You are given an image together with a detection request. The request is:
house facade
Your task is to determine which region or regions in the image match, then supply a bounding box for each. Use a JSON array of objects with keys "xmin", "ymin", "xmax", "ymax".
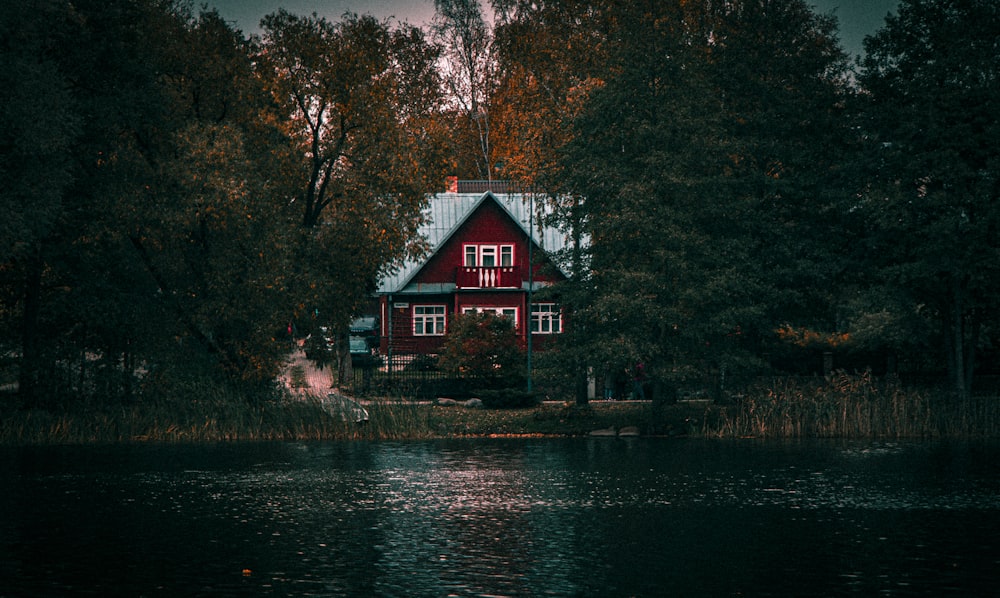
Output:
[{"xmin": 376, "ymin": 184, "xmax": 569, "ymax": 357}]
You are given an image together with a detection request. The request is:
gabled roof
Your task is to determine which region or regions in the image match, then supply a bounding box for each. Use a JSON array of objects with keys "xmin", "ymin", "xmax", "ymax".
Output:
[{"xmin": 377, "ymin": 191, "xmax": 570, "ymax": 294}]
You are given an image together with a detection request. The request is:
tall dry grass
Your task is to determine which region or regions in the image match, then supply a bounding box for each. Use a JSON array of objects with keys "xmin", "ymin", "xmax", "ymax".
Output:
[
  {"xmin": 5, "ymin": 372, "xmax": 998, "ymax": 444},
  {"xmin": 705, "ymin": 371, "xmax": 1000, "ymax": 438},
  {"xmin": 0, "ymin": 383, "xmax": 439, "ymax": 444}
]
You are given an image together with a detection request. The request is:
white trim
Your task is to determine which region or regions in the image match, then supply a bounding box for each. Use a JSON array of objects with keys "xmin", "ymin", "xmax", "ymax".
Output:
[
  {"xmin": 462, "ymin": 242, "xmax": 515, "ymax": 267},
  {"xmin": 413, "ymin": 305, "xmax": 446, "ymax": 336},
  {"xmin": 461, "ymin": 306, "xmax": 519, "ymax": 328},
  {"xmin": 530, "ymin": 303, "xmax": 562, "ymax": 334}
]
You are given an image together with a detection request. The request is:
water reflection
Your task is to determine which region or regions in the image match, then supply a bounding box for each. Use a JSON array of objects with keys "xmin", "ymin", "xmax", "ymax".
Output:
[{"xmin": 2, "ymin": 439, "xmax": 999, "ymax": 596}]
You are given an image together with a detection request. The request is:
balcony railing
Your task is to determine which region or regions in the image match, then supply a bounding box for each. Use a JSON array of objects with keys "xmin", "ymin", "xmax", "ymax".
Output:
[{"xmin": 456, "ymin": 266, "xmax": 522, "ymax": 289}]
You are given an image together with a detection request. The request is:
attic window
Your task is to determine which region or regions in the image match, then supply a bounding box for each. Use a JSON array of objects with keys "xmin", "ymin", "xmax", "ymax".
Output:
[
  {"xmin": 464, "ymin": 244, "xmax": 514, "ymax": 267},
  {"xmin": 482, "ymin": 246, "xmax": 497, "ymax": 266}
]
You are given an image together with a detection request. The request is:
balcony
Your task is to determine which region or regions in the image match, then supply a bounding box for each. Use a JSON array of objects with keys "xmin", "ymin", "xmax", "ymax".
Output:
[{"xmin": 456, "ymin": 266, "xmax": 522, "ymax": 289}]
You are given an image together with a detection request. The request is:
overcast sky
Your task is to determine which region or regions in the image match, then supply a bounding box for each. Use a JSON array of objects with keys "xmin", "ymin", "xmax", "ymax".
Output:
[{"xmin": 206, "ymin": 0, "xmax": 899, "ymax": 59}]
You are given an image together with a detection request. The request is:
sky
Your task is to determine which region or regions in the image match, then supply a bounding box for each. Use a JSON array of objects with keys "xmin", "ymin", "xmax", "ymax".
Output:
[{"xmin": 206, "ymin": 0, "xmax": 899, "ymax": 59}]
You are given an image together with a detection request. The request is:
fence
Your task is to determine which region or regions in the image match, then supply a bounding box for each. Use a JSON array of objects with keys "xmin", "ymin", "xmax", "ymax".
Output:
[
  {"xmin": 345, "ymin": 355, "xmax": 1000, "ymax": 402},
  {"xmin": 347, "ymin": 355, "xmax": 448, "ymax": 398}
]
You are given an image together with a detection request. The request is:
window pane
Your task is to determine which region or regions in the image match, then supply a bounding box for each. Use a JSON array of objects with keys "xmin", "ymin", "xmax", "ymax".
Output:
[
  {"xmin": 500, "ymin": 246, "xmax": 513, "ymax": 267},
  {"xmin": 414, "ymin": 306, "xmax": 446, "ymax": 335},
  {"xmin": 481, "ymin": 246, "xmax": 496, "ymax": 267},
  {"xmin": 465, "ymin": 246, "xmax": 477, "ymax": 267},
  {"xmin": 529, "ymin": 303, "xmax": 561, "ymax": 335}
]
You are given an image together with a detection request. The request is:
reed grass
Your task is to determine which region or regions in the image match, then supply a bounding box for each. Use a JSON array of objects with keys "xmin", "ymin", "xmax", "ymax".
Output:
[
  {"xmin": 0, "ymin": 385, "xmax": 442, "ymax": 444},
  {"xmin": 3, "ymin": 371, "xmax": 998, "ymax": 444},
  {"xmin": 0, "ymin": 401, "xmax": 340, "ymax": 444},
  {"xmin": 704, "ymin": 371, "xmax": 1000, "ymax": 439}
]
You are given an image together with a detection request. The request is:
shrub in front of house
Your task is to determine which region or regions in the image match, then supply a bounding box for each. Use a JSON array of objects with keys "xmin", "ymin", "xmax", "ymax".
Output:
[
  {"xmin": 436, "ymin": 312, "xmax": 527, "ymax": 406},
  {"xmin": 405, "ymin": 354, "xmax": 440, "ymax": 372}
]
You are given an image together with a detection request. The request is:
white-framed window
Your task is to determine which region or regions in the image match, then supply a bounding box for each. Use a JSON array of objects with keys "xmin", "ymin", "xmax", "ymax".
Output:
[
  {"xmin": 413, "ymin": 305, "xmax": 446, "ymax": 336},
  {"xmin": 500, "ymin": 245, "xmax": 513, "ymax": 267},
  {"xmin": 481, "ymin": 245, "xmax": 497, "ymax": 267},
  {"xmin": 530, "ymin": 303, "xmax": 562, "ymax": 334},
  {"xmin": 463, "ymin": 244, "xmax": 514, "ymax": 267},
  {"xmin": 462, "ymin": 306, "xmax": 518, "ymax": 328}
]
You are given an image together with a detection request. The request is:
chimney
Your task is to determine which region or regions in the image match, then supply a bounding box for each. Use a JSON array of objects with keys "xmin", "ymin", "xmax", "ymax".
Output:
[{"xmin": 445, "ymin": 176, "xmax": 458, "ymax": 193}]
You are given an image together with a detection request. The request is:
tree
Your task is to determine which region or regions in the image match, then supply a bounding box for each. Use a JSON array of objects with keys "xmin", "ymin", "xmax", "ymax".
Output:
[
  {"xmin": 0, "ymin": 1, "xmax": 78, "ymax": 263},
  {"xmin": 256, "ymin": 11, "xmax": 448, "ymax": 383},
  {"xmin": 2, "ymin": 3, "xmax": 454, "ymax": 407},
  {"xmin": 487, "ymin": 0, "xmax": 614, "ymax": 404},
  {"xmin": 432, "ymin": 0, "xmax": 502, "ymax": 180},
  {"xmin": 558, "ymin": 0, "xmax": 853, "ymax": 400},
  {"xmin": 0, "ymin": 0, "xmax": 80, "ymax": 404},
  {"xmin": 490, "ymin": 0, "xmax": 608, "ymax": 191},
  {"xmin": 2, "ymin": 0, "xmax": 188, "ymax": 405},
  {"xmin": 84, "ymin": 6, "xmax": 300, "ymax": 392},
  {"xmin": 857, "ymin": 0, "xmax": 1000, "ymax": 397},
  {"xmin": 0, "ymin": 1, "xmax": 299, "ymax": 406}
]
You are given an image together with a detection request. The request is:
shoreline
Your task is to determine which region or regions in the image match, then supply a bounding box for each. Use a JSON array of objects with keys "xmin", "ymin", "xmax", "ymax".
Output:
[{"xmin": 3, "ymin": 357, "xmax": 998, "ymax": 444}]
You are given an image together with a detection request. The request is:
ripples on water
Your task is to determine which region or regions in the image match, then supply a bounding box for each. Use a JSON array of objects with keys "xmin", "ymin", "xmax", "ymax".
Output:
[{"xmin": 2, "ymin": 439, "xmax": 998, "ymax": 596}]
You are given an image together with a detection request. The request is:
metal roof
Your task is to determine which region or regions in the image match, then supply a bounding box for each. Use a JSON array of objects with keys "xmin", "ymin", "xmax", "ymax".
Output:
[{"xmin": 377, "ymin": 191, "xmax": 571, "ymax": 294}]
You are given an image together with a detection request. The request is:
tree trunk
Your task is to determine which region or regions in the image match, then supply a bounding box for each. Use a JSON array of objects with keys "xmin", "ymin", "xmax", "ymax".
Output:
[
  {"xmin": 18, "ymin": 248, "xmax": 45, "ymax": 408},
  {"xmin": 962, "ymin": 311, "xmax": 979, "ymax": 400},
  {"xmin": 337, "ymin": 329, "xmax": 353, "ymax": 392},
  {"xmin": 946, "ymin": 279, "xmax": 974, "ymax": 400},
  {"xmin": 574, "ymin": 359, "xmax": 589, "ymax": 406},
  {"xmin": 570, "ymin": 195, "xmax": 589, "ymax": 407}
]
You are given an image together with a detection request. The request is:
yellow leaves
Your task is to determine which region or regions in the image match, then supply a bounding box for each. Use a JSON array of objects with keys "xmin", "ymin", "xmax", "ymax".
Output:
[{"xmin": 775, "ymin": 324, "xmax": 850, "ymax": 349}]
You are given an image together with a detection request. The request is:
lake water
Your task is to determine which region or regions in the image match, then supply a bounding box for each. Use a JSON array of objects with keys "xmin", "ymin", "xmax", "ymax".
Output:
[{"xmin": 2, "ymin": 438, "xmax": 998, "ymax": 596}]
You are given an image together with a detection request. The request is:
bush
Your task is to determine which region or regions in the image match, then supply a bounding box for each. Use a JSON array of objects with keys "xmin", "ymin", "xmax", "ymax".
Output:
[
  {"xmin": 437, "ymin": 312, "xmax": 525, "ymax": 389},
  {"xmin": 405, "ymin": 354, "xmax": 440, "ymax": 372}
]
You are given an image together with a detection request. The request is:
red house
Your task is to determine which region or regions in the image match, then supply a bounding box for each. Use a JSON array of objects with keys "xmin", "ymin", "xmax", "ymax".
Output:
[{"xmin": 376, "ymin": 184, "xmax": 569, "ymax": 357}]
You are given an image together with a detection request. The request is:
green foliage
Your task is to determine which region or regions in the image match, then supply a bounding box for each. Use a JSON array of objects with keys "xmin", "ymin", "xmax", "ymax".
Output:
[
  {"xmin": 304, "ymin": 331, "xmax": 333, "ymax": 367},
  {"xmin": 854, "ymin": 0, "xmax": 1000, "ymax": 397},
  {"xmin": 554, "ymin": 0, "xmax": 852, "ymax": 392},
  {"xmin": 0, "ymin": 2, "xmax": 450, "ymax": 408},
  {"xmin": 254, "ymin": 11, "xmax": 449, "ymax": 379},
  {"xmin": 0, "ymin": 0, "xmax": 79, "ymax": 264},
  {"xmin": 438, "ymin": 311, "xmax": 525, "ymax": 389}
]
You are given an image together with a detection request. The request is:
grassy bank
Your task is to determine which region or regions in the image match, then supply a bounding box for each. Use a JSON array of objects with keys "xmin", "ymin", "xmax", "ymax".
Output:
[
  {"xmin": 2, "ymin": 372, "xmax": 998, "ymax": 444},
  {"xmin": 0, "ymin": 393, "xmax": 705, "ymax": 444}
]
